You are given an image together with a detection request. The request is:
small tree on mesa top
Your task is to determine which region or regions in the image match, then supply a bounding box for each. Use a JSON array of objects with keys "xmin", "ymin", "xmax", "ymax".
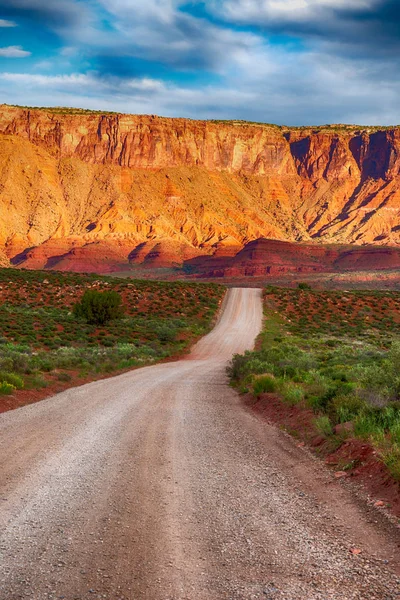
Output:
[{"xmin": 73, "ymin": 290, "xmax": 124, "ymax": 325}]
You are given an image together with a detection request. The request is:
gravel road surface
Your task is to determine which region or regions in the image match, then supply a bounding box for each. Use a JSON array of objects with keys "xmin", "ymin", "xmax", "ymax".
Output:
[{"xmin": 1, "ymin": 288, "xmax": 399, "ymax": 600}]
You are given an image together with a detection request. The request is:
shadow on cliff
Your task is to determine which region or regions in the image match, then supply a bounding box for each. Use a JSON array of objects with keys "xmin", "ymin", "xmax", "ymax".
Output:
[{"xmin": 10, "ymin": 247, "xmax": 35, "ymax": 266}]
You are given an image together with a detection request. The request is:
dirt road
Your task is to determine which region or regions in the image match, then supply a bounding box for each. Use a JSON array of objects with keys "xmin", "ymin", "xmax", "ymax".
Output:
[{"xmin": 1, "ymin": 288, "xmax": 399, "ymax": 600}]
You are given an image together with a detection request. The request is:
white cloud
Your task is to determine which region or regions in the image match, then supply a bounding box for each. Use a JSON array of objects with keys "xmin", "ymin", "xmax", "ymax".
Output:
[
  {"xmin": 33, "ymin": 60, "xmax": 54, "ymax": 70},
  {"xmin": 1, "ymin": 72, "xmax": 88, "ymax": 84},
  {"xmin": 1, "ymin": 52, "xmax": 400, "ymax": 127},
  {"xmin": 72, "ymin": 0, "xmax": 263, "ymax": 72},
  {"xmin": 208, "ymin": 0, "xmax": 374, "ymax": 24},
  {"xmin": 60, "ymin": 46, "xmax": 78, "ymax": 57},
  {"xmin": 0, "ymin": 19, "xmax": 17, "ymax": 27},
  {"xmin": 0, "ymin": 45, "xmax": 31, "ymax": 57},
  {"xmin": 0, "ymin": 72, "xmax": 167, "ymax": 97}
]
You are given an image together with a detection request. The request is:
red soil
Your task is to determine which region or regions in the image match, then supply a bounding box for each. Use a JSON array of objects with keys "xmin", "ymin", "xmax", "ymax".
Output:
[{"xmin": 266, "ymin": 287, "xmax": 400, "ymax": 333}]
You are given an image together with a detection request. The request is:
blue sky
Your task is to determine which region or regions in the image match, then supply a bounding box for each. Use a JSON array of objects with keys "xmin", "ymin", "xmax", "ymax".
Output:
[{"xmin": 0, "ymin": 1, "xmax": 399, "ymax": 125}]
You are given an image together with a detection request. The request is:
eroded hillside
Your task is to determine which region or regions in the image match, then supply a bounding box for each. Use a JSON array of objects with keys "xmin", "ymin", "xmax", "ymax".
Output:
[{"xmin": 0, "ymin": 104, "xmax": 399, "ymax": 271}]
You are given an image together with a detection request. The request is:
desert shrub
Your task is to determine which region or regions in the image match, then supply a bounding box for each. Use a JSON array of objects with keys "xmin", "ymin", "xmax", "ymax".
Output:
[
  {"xmin": 352, "ymin": 404, "xmax": 400, "ymax": 441},
  {"xmin": 382, "ymin": 445, "xmax": 400, "ymax": 480},
  {"xmin": 56, "ymin": 372, "xmax": 72, "ymax": 382},
  {"xmin": 388, "ymin": 341, "xmax": 400, "ymax": 368},
  {"xmin": 310, "ymin": 380, "xmax": 356, "ymax": 413},
  {"xmin": 282, "ymin": 382, "xmax": 305, "ymax": 405},
  {"xmin": 314, "ymin": 415, "xmax": 333, "ymax": 437},
  {"xmin": 227, "ymin": 353, "xmax": 252, "ymax": 380},
  {"xmin": 260, "ymin": 343, "xmax": 316, "ymax": 377},
  {"xmin": 245, "ymin": 357, "xmax": 276, "ymax": 375},
  {"xmin": 303, "ymin": 371, "xmax": 332, "ymax": 400},
  {"xmin": 35, "ymin": 359, "xmax": 54, "ymax": 373},
  {"xmin": 359, "ymin": 363, "xmax": 390, "ymax": 393},
  {"xmin": 298, "ymin": 282, "xmax": 311, "ymax": 290},
  {"xmin": 252, "ymin": 374, "xmax": 277, "ymax": 395},
  {"xmin": 325, "ymin": 339, "xmax": 339, "ymax": 348},
  {"xmin": 0, "ymin": 356, "xmax": 13, "ymax": 372},
  {"xmin": 0, "ymin": 381, "xmax": 15, "ymax": 395},
  {"xmin": 153, "ymin": 323, "xmax": 178, "ymax": 343},
  {"xmin": 26, "ymin": 374, "xmax": 48, "ymax": 389},
  {"xmin": 0, "ymin": 371, "xmax": 24, "ymax": 389},
  {"xmin": 354, "ymin": 412, "xmax": 385, "ymax": 441},
  {"xmin": 10, "ymin": 351, "xmax": 30, "ymax": 373},
  {"xmin": 377, "ymin": 403, "xmax": 400, "ymax": 429},
  {"xmin": 329, "ymin": 394, "xmax": 365, "ymax": 423},
  {"xmin": 73, "ymin": 290, "xmax": 124, "ymax": 325},
  {"xmin": 228, "ymin": 285, "xmax": 400, "ymax": 477},
  {"xmin": 389, "ymin": 421, "xmax": 400, "ymax": 445}
]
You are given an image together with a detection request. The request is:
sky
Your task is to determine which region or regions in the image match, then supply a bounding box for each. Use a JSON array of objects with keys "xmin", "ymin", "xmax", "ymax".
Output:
[{"xmin": 0, "ymin": 0, "xmax": 399, "ymax": 125}]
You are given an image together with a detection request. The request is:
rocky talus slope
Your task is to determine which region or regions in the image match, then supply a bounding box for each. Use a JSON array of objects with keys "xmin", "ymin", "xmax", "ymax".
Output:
[{"xmin": 1, "ymin": 104, "xmax": 400, "ymax": 272}]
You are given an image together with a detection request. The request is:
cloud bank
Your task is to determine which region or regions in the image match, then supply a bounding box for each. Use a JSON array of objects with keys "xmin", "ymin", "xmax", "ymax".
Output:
[{"xmin": 0, "ymin": 0, "xmax": 398, "ymax": 125}]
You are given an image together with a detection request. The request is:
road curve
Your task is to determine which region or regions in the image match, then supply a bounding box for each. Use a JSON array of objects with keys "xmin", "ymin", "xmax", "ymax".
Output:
[{"xmin": 0, "ymin": 288, "xmax": 399, "ymax": 600}]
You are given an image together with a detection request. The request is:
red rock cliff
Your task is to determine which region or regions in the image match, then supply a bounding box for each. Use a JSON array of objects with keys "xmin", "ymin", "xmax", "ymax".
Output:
[{"xmin": 0, "ymin": 105, "xmax": 399, "ymax": 271}]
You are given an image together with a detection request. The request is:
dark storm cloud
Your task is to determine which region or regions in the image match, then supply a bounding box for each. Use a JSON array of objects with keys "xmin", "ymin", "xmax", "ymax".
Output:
[
  {"xmin": 211, "ymin": 0, "xmax": 400, "ymax": 58},
  {"xmin": 296, "ymin": 0, "xmax": 400, "ymax": 59},
  {"xmin": 339, "ymin": 0, "xmax": 400, "ymax": 54},
  {"xmin": 0, "ymin": 0, "xmax": 90, "ymax": 30}
]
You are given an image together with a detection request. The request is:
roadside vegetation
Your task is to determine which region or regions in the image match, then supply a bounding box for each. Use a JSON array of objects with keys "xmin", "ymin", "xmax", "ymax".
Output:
[
  {"xmin": 229, "ymin": 285, "xmax": 400, "ymax": 481},
  {"xmin": 0, "ymin": 269, "xmax": 224, "ymax": 402}
]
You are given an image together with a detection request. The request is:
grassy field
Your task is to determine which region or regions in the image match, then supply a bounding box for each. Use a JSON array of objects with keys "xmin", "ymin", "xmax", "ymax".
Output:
[
  {"xmin": 0, "ymin": 269, "xmax": 224, "ymax": 402},
  {"xmin": 229, "ymin": 285, "xmax": 400, "ymax": 481}
]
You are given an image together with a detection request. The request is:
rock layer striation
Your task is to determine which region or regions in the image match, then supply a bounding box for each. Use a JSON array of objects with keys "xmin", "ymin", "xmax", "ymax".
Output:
[{"xmin": 1, "ymin": 105, "xmax": 400, "ymax": 272}]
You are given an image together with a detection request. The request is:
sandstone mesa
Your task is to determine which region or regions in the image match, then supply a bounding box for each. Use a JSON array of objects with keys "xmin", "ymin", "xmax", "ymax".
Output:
[{"xmin": 0, "ymin": 104, "xmax": 400, "ymax": 274}]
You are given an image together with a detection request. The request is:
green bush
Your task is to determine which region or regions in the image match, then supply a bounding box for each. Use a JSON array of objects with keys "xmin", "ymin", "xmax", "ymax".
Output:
[
  {"xmin": 73, "ymin": 290, "xmax": 124, "ymax": 325},
  {"xmin": 227, "ymin": 353, "xmax": 251, "ymax": 380},
  {"xmin": 314, "ymin": 415, "xmax": 333, "ymax": 437},
  {"xmin": 352, "ymin": 404, "xmax": 400, "ymax": 441},
  {"xmin": 282, "ymin": 382, "xmax": 305, "ymax": 405},
  {"xmin": 0, "ymin": 381, "xmax": 15, "ymax": 395},
  {"xmin": 245, "ymin": 357, "xmax": 275, "ymax": 375},
  {"xmin": 252, "ymin": 374, "xmax": 277, "ymax": 395},
  {"xmin": 26, "ymin": 374, "xmax": 48, "ymax": 389},
  {"xmin": 354, "ymin": 413, "xmax": 385, "ymax": 441},
  {"xmin": 153, "ymin": 323, "xmax": 178, "ymax": 343},
  {"xmin": 0, "ymin": 371, "xmax": 24, "ymax": 389},
  {"xmin": 389, "ymin": 421, "xmax": 400, "ymax": 445},
  {"xmin": 56, "ymin": 372, "xmax": 72, "ymax": 382},
  {"xmin": 329, "ymin": 394, "xmax": 365, "ymax": 423},
  {"xmin": 382, "ymin": 446, "xmax": 400, "ymax": 480}
]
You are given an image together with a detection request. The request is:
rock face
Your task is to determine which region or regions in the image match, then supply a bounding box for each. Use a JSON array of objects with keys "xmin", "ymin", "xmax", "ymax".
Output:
[
  {"xmin": 185, "ymin": 238, "xmax": 400, "ymax": 278},
  {"xmin": 1, "ymin": 104, "xmax": 400, "ymax": 273}
]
